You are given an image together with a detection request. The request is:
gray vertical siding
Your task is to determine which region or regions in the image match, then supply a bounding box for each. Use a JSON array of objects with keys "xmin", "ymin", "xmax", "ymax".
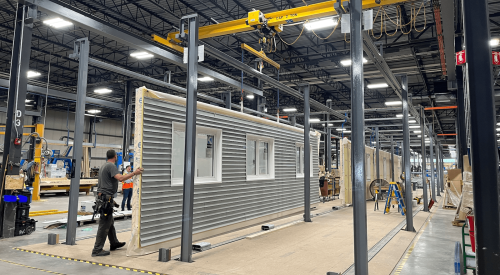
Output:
[{"xmin": 139, "ymin": 97, "xmax": 319, "ymax": 247}]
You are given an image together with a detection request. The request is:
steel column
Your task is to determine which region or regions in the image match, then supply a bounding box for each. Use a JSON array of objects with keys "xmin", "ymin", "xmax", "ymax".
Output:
[
  {"xmin": 336, "ymin": 138, "xmax": 339, "ymax": 168},
  {"xmin": 224, "ymin": 91, "xmax": 231, "ymax": 109},
  {"xmin": 429, "ymin": 125, "xmax": 436, "ymax": 202},
  {"xmin": 300, "ymin": 83, "xmax": 311, "ymax": 223},
  {"xmin": 376, "ymin": 127, "xmax": 380, "ymax": 195},
  {"xmin": 351, "ymin": 0, "xmax": 368, "ymax": 273},
  {"xmin": 390, "ymin": 135, "xmax": 394, "ymax": 182},
  {"xmin": 401, "ymin": 75, "xmax": 413, "ymax": 231},
  {"xmin": 326, "ymin": 129, "xmax": 332, "ymax": 172},
  {"xmin": 435, "ymin": 139, "xmax": 441, "ymax": 197},
  {"xmin": 463, "ymin": 1, "xmax": 500, "ymax": 271},
  {"xmin": 122, "ymin": 81, "xmax": 133, "ymax": 160},
  {"xmin": 456, "ymin": 61, "xmax": 467, "ymax": 169},
  {"xmin": 0, "ymin": 4, "xmax": 33, "ymax": 237},
  {"xmin": 440, "ymin": 145, "xmax": 444, "ymax": 192},
  {"xmin": 421, "ymin": 107, "xmax": 429, "ymax": 212},
  {"xmin": 66, "ymin": 38, "xmax": 89, "ymax": 245},
  {"xmin": 179, "ymin": 14, "xmax": 199, "ymax": 263}
]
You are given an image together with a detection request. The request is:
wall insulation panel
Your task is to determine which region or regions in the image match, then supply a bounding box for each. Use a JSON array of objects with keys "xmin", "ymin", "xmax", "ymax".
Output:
[
  {"xmin": 339, "ymin": 138, "xmax": 402, "ymax": 204},
  {"xmin": 128, "ymin": 87, "xmax": 320, "ymax": 255}
]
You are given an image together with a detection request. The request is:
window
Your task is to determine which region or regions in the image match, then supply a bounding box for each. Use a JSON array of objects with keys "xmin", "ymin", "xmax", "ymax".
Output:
[
  {"xmin": 246, "ymin": 135, "xmax": 274, "ymax": 180},
  {"xmin": 296, "ymin": 143, "xmax": 313, "ymax": 178},
  {"xmin": 171, "ymin": 123, "xmax": 222, "ymax": 185}
]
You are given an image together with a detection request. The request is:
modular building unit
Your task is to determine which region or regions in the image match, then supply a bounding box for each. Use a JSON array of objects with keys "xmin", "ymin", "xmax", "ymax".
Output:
[
  {"xmin": 128, "ymin": 87, "xmax": 320, "ymax": 255},
  {"xmin": 339, "ymin": 138, "xmax": 402, "ymax": 204}
]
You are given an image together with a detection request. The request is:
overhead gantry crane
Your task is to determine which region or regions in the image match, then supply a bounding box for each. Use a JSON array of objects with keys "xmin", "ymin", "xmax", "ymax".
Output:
[{"xmin": 152, "ymin": 0, "xmax": 412, "ymax": 55}]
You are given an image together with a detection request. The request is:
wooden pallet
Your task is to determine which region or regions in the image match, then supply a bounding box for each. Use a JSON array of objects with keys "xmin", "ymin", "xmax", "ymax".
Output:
[{"xmin": 452, "ymin": 219, "xmax": 466, "ymax": 227}]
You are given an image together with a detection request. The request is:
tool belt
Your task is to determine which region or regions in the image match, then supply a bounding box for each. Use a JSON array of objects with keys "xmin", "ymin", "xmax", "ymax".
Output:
[{"xmin": 92, "ymin": 193, "xmax": 114, "ymax": 221}]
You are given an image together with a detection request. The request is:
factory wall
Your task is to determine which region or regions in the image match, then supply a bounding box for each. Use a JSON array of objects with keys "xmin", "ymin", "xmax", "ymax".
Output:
[
  {"xmin": 0, "ymin": 109, "xmax": 126, "ymax": 169},
  {"xmin": 129, "ymin": 88, "xmax": 320, "ymax": 255}
]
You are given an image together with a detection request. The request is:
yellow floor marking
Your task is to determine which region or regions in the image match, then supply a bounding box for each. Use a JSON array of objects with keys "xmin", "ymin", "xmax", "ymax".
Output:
[
  {"xmin": 0, "ymin": 258, "xmax": 66, "ymax": 274},
  {"xmin": 13, "ymin": 248, "xmax": 166, "ymax": 275},
  {"xmin": 393, "ymin": 209, "xmax": 437, "ymax": 275}
]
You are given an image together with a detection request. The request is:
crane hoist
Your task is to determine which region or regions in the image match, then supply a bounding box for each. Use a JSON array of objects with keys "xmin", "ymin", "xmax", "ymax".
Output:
[{"xmin": 152, "ymin": 0, "xmax": 412, "ymax": 67}]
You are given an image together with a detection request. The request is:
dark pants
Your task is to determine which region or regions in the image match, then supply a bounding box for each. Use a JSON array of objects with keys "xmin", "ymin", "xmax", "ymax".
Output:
[
  {"xmin": 92, "ymin": 211, "xmax": 119, "ymax": 254},
  {"xmin": 121, "ymin": 188, "xmax": 132, "ymax": 210}
]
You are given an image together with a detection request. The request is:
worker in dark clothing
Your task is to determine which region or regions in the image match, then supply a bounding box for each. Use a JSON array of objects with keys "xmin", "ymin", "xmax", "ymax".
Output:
[{"xmin": 92, "ymin": 150, "xmax": 143, "ymax": 257}]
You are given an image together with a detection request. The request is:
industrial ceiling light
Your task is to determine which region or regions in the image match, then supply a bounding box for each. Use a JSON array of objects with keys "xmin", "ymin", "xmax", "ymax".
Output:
[
  {"xmin": 310, "ymin": 118, "xmax": 320, "ymax": 122},
  {"xmin": 409, "ymin": 125, "xmax": 420, "ymax": 128},
  {"xmin": 384, "ymin": 100, "xmax": 402, "ymax": 106},
  {"xmin": 27, "ymin": 71, "xmax": 41, "ymax": 78},
  {"xmin": 43, "ymin": 18, "xmax": 73, "ymax": 28},
  {"xmin": 341, "ymin": 130, "xmax": 351, "ymax": 133},
  {"xmin": 368, "ymin": 83, "xmax": 389, "ymax": 89},
  {"xmin": 304, "ymin": 17, "xmax": 338, "ymax": 31},
  {"xmin": 491, "ymin": 38, "xmax": 500, "ymax": 47},
  {"xmin": 94, "ymin": 88, "xmax": 112, "ymax": 94},
  {"xmin": 246, "ymin": 94, "xmax": 255, "ymax": 99},
  {"xmin": 413, "ymin": 130, "xmax": 422, "ymax": 134},
  {"xmin": 497, "ymin": 128, "xmax": 500, "ymax": 131},
  {"xmin": 340, "ymin": 58, "xmax": 368, "ymax": 66},
  {"xmin": 25, "ymin": 99, "xmax": 32, "ymax": 103},
  {"xmin": 87, "ymin": 109, "xmax": 101, "ymax": 114},
  {"xmin": 130, "ymin": 51, "xmax": 154, "ymax": 59},
  {"xmin": 198, "ymin": 76, "xmax": 214, "ymax": 82},
  {"xmin": 324, "ymin": 123, "xmax": 333, "ymax": 127},
  {"xmin": 408, "ymin": 120, "xmax": 417, "ymax": 124},
  {"xmin": 283, "ymin": 108, "xmax": 297, "ymax": 112}
]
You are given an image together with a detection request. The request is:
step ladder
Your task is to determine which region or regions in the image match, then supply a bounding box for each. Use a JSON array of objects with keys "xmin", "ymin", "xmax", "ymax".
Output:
[{"xmin": 384, "ymin": 182, "xmax": 406, "ymax": 216}]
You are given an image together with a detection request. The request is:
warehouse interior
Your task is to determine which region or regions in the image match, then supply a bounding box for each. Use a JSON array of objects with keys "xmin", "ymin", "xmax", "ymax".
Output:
[{"xmin": 0, "ymin": 0, "xmax": 498, "ymax": 274}]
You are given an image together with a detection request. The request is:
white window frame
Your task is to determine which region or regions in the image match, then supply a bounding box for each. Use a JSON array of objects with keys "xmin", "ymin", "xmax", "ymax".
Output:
[
  {"xmin": 171, "ymin": 122, "xmax": 222, "ymax": 186},
  {"xmin": 246, "ymin": 134, "xmax": 275, "ymax": 181},
  {"xmin": 296, "ymin": 143, "xmax": 314, "ymax": 178}
]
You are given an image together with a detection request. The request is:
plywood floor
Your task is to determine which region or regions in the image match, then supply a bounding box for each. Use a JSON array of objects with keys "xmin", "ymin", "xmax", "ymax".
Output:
[{"xmin": 19, "ymin": 197, "xmax": 434, "ymax": 275}]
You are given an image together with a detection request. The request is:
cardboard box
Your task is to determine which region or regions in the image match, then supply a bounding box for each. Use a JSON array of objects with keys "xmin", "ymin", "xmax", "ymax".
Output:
[
  {"xmin": 447, "ymin": 169, "xmax": 462, "ymax": 181},
  {"xmin": 5, "ymin": 175, "xmax": 24, "ymax": 190},
  {"xmin": 463, "ymin": 155, "xmax": 472, "ymax": 173},
  {"xmin": 449, "ymin": 180, "xmax": 463, "ymax": 194}
]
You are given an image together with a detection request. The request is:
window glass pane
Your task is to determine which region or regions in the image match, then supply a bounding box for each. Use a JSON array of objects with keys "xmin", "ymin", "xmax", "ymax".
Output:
[
  {"xmin": 259, "ymin": 141, "xmax": 268, "ymax": 175},
  {"xmin": 296, "ymin": 146, "xmax": 301, "ymax": 173},
  {"xmin": 300, "ymin": 147, "xmax": 305, "ymax": 174},
  {"xmin": 196, "ymin": 134, "xmax": 214, "ymax": 177},
  {"xmin": 247, "ymin": 140, "xmax": 256, "ymax": 175},
  {"xmin": 172, "ymin": 129, "xmax": 185, "ymax": 179}
]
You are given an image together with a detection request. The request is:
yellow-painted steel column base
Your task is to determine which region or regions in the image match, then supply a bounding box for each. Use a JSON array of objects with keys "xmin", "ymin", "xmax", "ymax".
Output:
[{"xmin": 32, "ymin": 124, "xmax": 44, "ymax": 201}]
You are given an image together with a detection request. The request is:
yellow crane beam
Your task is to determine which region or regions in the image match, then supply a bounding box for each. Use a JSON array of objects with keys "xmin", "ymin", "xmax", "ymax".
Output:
[
  {"xmin": 153, "ymin": 0, "xmax": 407, "ymax": 52},
  {"xmin": 241, "ymin": 43, "xmax": 281, "ymax": 69}
]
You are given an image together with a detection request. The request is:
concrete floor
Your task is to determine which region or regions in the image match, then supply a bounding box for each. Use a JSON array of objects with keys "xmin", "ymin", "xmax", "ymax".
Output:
[
  {"xmin": 394, "ymin": 197, "xmax": 474, "ymax": 275},
  {"xmin": 0, "ymin": 191, "xmax": 469, "ymax": 275},
  {"xmin": 0, "ymin": 192, "xmax": 135, "ymax": 275}
]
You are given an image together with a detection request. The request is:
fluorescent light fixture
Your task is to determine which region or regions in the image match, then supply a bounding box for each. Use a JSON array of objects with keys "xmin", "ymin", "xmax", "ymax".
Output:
[
  {"xmin": 491, "ymin": 38, "xmax": 500, "ymax": 47},
  {"xmin": 198, "ymin": 76, "xmax": 214, "ymax": 82},
  {"xmin": 27, "ymin": 71, "xmax": 41, "ymax": 78},
  {"xmin": 368, "ymin": 83, "xmax": 389, "ymax": 89},
  {"xmin": 385, "ymin": 101, "xmax": 402, "ymax": 106},
  {"xmin": 304, "ymin": 18, "xmax": 338, "ymax": 31},
  {"xmin": 409, "ymin": 120, "xmax": 417, "ymax": 124},
  {"xmin": 435, "ymin": 99, "xmax": 451, "ymax": 103},
  {"xmin": 25, "ymin": 99, "xmax": 32, "ymax": 103},
  {"xmin": 43, "ymin": 18, "xmax": 73, "ymax": 28},
  {"xmin": 497, "ymin": 122, "xmax": 500, "ymax": 126},
  {"xmin": 325, "ymin": 123, "xmax": 333, "ymax": 127},
  {"xmin": 340, "ymin": 58, "xmax": 368, "ymax": 66},
  {"xmin": 87, "ymin": 109, "xmax": 101, "ymax": 114},
  {"xmin": 409, "ymin": 125, "xmax": 420, "ymax": 128},
  {"xmin": 497, "ymin": 128, "xmax": 500, "ymax": 131},
  {"xmin": 413, "ymin": 130, "xmax": 422, "ymax": 133},
  {"xmin": 130, "ymin": 51, "xmax": 154, "ymax": 59},
  {"xmin": 94, "ymin": 88, "xmax": 112, "ymax": 94},
  {"xmin": 396, "ymin": 114, "xmax": 403, "ymax": 118},
  {"xmin": 341, "ymin": 130, "xmax": 351, "ymax": 133},
  {"xmin": 310, "ymin": 118, "xmax": 320, "ymax": 122},
  {"xmin": 25, "ymin": 104, "xmax": 33, "ymax": 107},
  {"xmin": 246, "ymin": 94, "xmax": 255, "ymax": 99},
  {"xmin": 283, "ymin": 108, "xmax": 297, "ymax": 112}
]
